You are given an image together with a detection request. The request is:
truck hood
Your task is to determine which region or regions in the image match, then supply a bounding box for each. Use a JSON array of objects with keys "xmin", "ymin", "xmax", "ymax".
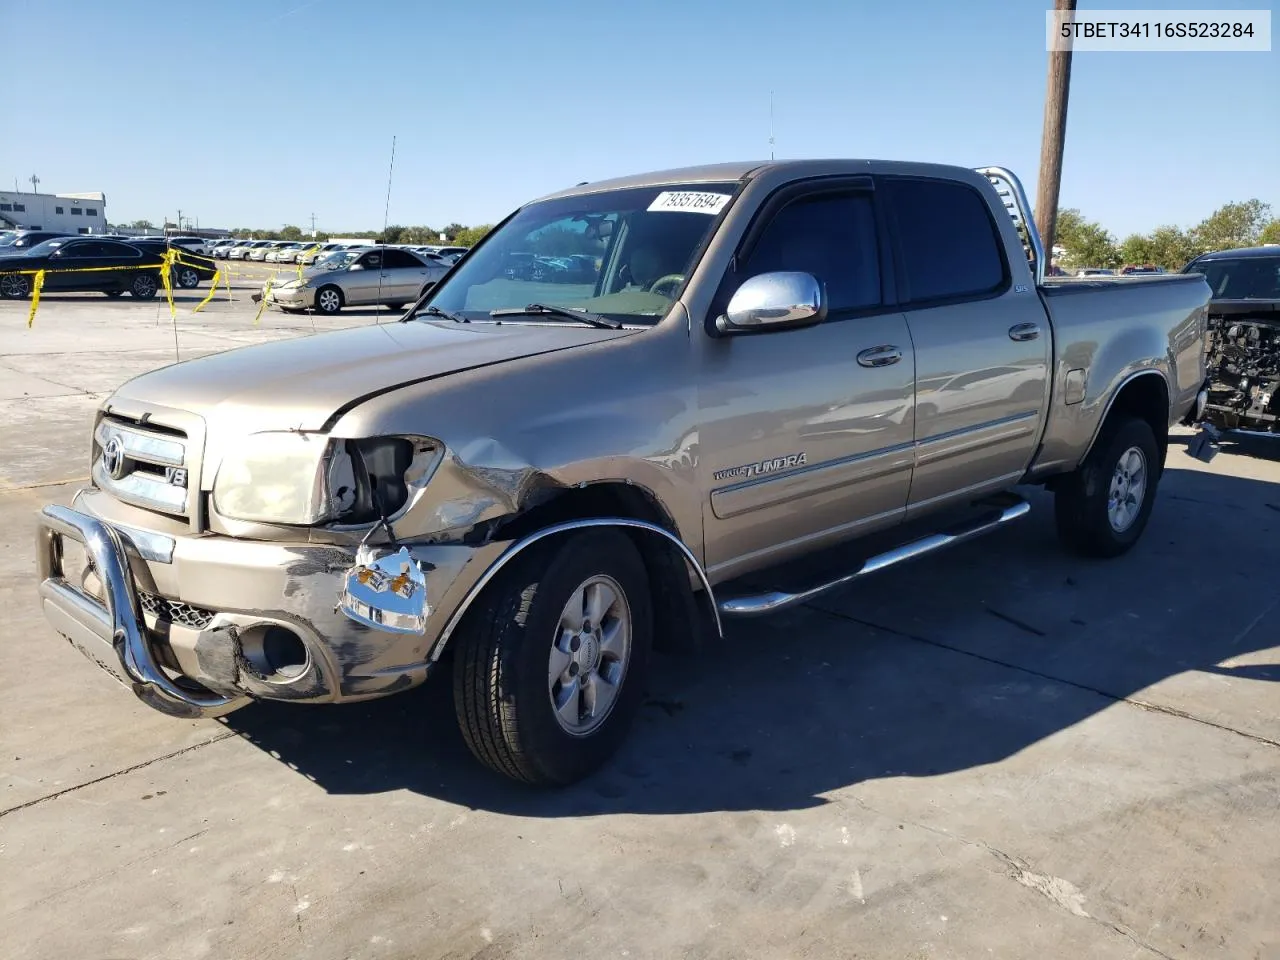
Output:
[{"xmin": 110, "ymin": 319, "xmax": 638, "ymax": 434}]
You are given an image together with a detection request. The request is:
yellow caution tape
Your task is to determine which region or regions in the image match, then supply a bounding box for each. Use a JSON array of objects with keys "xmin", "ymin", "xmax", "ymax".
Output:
[
  {"xmin": 159, "ymin": 250, "xmax": 177, "ymax": 320},
  {"xmin": 253, "ymin": 277, "xmax": 273, "ymax": 326},
  {"xmin": 26, "ymin": 270, "xmax": 46, "ymax": 329},
  {"xmin": 191, "ymin": 267, "xmax": 224, "ymax": 314}
]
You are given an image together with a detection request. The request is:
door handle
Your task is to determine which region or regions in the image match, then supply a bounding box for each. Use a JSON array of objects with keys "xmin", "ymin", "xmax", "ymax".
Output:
[
  {"xmin": 857, "ymin": 345, "xmax": 903, "ymax": 368},
  {"xmin": 1008, "ymin": 322, "xmax": 1041, "ymax": 341}
]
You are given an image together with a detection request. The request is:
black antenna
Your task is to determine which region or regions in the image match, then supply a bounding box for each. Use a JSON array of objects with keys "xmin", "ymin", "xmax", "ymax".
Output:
[{"xmin": 375, "ymin": 135, "xmax": 396, "ymax": 322}]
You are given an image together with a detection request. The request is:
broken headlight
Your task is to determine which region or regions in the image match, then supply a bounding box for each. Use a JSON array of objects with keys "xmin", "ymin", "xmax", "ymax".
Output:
[{"xmin": 213, "ymin": 433, "xmax": 441, "ymax": 526}]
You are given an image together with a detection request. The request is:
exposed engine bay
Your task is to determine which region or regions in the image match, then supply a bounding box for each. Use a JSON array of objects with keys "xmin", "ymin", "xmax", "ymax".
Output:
[{"xmin": 1202, "ymin": 304, "xmax": 1280, "ymax": 433}]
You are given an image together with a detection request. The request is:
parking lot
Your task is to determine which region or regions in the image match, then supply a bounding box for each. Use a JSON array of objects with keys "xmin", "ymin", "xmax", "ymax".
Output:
[{"xmin": 1, "ymin": 287, "xmax": 1277, "ymax": 959}]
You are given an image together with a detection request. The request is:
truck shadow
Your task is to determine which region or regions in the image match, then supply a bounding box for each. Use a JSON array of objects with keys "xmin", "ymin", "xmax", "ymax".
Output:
[{"xmin": 219, "ymin": 460, "xmax": 1280, "ymax": 816}]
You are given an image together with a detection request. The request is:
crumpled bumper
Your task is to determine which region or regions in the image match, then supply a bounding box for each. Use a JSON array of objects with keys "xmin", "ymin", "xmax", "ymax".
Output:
[{"xmin": 35, "ymin": 493, "xmax": 507, "ymax": 719}]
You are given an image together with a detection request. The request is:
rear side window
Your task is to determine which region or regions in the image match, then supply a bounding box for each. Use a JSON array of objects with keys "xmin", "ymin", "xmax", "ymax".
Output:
[
  {"xmin": 738, "ymin": 190, "xmax": 882, "ymax": 314},
  {"xmin": 884, "ymin": 178, "xmax": 1007, "ymax": 303},
  {"xmin": 382, "ymin": 249, "xmax": 420, "ymax": 269}
]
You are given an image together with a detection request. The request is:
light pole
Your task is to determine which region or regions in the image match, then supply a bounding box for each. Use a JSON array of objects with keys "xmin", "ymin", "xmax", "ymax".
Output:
[{"xmin": 1035, "ymin": 0, "xmax": 1077, "ymax": 266}]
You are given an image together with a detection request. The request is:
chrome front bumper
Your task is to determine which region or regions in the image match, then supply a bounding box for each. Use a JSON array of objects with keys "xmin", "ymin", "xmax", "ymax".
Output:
[
  {"xmin": 36, "ymin": 504, "xmax": 249, "ymax": 719},
  {"xmin": 36, "ymin": 494, "xmax": 509, "ymax": 719}
]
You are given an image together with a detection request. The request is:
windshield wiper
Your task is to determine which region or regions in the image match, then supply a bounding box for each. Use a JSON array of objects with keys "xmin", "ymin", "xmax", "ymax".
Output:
[
  {"xmin": 405, "ymin": 304, "xmax": 467, "ymax": 324},
  {"xmin": 489, "ymin": 303, "xmax": 622, "ymax": 329}
]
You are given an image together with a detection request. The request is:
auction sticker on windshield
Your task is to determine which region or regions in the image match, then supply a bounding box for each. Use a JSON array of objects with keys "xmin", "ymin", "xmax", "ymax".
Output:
[{"xmin": 647, "ymin": 191, "xmax": 732, "ymax": 215}]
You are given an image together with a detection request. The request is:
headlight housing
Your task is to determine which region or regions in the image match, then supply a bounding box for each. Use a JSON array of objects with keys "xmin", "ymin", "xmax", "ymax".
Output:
[{"xmin": 213, "ymin": 432, "xmax": 440, "ymax": 526}]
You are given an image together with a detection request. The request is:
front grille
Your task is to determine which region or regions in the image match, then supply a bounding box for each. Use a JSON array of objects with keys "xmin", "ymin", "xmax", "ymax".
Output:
[
  {"xmin": 95, "ymin": 415, "xmax": 192, "ymax": 519},
  {"xmin": 138, "ymin": 591, "xmax": 215, "ymax": 629}
]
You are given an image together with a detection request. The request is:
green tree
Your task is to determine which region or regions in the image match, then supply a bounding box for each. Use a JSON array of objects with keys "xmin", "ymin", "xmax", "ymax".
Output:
[
  {"xmin": 1190, "ymin": 199, "xmax": 1272, "ymax": 253},
  {"xmin": 1054, "ymin": 208, "xmax": 1119, "ymax": 270},
  {"xmin": 1119, "ymin": 233, "xmax": 1157, "ymax": 266},
  {"xmin": 1144, "ymin": 225, "xmax": 1198, "ymax": 271},
  {"xmin": 442, "ymin": 222, "xmax": 465, "ymax": 241},
  {"xmin": 453, "ymin": 224, "xmax": 493, "ymax": 247},
  {"xmin": 378, "ymin": 224, "xmax": 406, "ymax": 244},
  {"xmin": 1259, "ymin": 219, "xmax": 1280, "ymax": 245},
  {"xmin": 279, "ymin": 225, "xmax": 303, "ymax": 241},
  {"xmin": 130, "ymin": 219, "xmax": 154, "ymax": 229}
]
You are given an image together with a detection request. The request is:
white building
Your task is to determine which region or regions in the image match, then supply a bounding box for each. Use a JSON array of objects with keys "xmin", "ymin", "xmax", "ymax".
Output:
[{"xmin": 0, "ymin": 189, "xmax": 107, "ymax": 234}]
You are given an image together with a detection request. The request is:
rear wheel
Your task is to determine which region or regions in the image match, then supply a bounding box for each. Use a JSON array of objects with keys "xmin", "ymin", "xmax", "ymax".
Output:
[
  {"xmin": 0, "ymin": 274, "xmax": 31, "ymax": 299},
  {"xmin": 315, "ymin": 285, "xmax": 343, "ymax": 314},
  {"xmin": 129, "ymin": 273, "xmax": 159, "ymax": 299},
  {"xmin": 1054, "ymin": 416, "xmax": 1161, "ymax": 558},
  {"xmin": 453, "ymin": 529, "xmax": 653, "ymax": 785}
]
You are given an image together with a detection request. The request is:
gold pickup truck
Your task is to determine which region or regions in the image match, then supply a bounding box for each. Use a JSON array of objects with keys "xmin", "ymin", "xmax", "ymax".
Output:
[{"xmin": 35, "ymin": 161, "xmax": 1213, "ymax": 785}]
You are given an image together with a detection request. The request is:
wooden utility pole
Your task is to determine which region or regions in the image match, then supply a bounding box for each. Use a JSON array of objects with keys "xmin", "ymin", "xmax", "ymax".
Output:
[{"xmin": 1035, "ymin": 0, "xmax": 1076, "ymax": 268}]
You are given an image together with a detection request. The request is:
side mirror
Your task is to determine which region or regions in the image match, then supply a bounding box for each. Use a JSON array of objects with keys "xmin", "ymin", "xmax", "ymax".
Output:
[
  {"xmin": 715, "ymin": 271, "xmax": 826, "ymax": 335},
  {"xmin": 348, "ymin": 263, "xmax": 364, "ymax": 271}
]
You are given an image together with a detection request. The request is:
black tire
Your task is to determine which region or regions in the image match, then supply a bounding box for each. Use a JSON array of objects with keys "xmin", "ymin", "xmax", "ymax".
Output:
[
  {"xmin": 176, "ymin": 266, "xmax": 200, "ymax": 289},
  {"xmin": 1054, "ymin": 416, "xmax": 1161, "ymax": 558},
  {"xmin": 314, "ymin": 284, "xmax": 343, "ymax": 314},
  {"xmin": 104, "ymin": 290, "xmax": 124, "ymax": 298},
  {"xmin": 129, "ymin": 273, "xmax": 159, "ymax": 300},
  {"xmin": 1, "ymin": 274, "xmax": 32, "ymax": 299},
  {"xmin": 453, "ymin": 529, "xmax": 653, "ymax": 786},
  {"xmin": 385, "ymin": 303, "xmax": 406, "ymax": 312}
]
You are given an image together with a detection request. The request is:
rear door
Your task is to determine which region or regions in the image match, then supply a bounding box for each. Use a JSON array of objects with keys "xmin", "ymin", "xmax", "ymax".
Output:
[
  {"xmin": 880, "ymin": 175, "xmax": 1050, "ymax": 515},
  {"xmin": 379, "ymin": 248, "xmax": 430, "ymax": 301},
  {"xmin": 698, "ymin": 178, "xmax": 916, "ymax": 579}
]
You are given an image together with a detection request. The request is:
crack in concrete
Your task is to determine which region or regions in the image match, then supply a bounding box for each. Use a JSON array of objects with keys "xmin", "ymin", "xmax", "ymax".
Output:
[
  {"xmin": 0, "ymin": 732, "xmax": 237, "ymax": 819},
  {"xmin": 0, "ymin": 475, "xmax": 89, "ymax": 493},
  {"xmin": 838, "ymin": 794, "xmax": 1177, "ymax": 960},
  {"xmin": 11, "ymin": 829, "xmax": 210, "ymax": 917},
  {"xmin": 810, "ymin": 604, "xmax": 1280, "ymax": 751}
]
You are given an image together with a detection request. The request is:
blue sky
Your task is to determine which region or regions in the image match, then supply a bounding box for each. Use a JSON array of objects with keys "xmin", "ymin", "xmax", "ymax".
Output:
[{"xmin": 4, "ymin": 0, "xmax": 1276, "ymax": 237}]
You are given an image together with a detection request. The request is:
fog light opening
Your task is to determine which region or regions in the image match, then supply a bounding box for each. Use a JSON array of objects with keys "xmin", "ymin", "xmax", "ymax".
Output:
[{"xmin": 241, "ymin": 625, "xmax": 310, "ymax": 682}]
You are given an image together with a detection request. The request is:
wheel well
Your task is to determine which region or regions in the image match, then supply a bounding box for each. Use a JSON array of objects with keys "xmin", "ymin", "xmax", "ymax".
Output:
[
  {"xmin": 1098, "ymin": 373, "xmax": 1170, "ymax": 470},
  {"xmin": 491, "ymin": 483, "xmax": 710, "ymax": 654}
]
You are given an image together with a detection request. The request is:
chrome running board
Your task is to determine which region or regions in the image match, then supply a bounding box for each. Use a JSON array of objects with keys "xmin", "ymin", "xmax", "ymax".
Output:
[{"xmin": 717, "ymin": 495, "xmax": 1031, "ymax": 617}]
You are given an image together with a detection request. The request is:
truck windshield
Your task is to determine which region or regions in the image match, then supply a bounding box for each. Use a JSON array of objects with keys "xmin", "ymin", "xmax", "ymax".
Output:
[
  {"xmin": 419, "ymin": 182, "xmax": 740, "ymax": 325},
  {"xmin": 1185, "ymin": 255, "xmax": 1280, "ymax": 300}
]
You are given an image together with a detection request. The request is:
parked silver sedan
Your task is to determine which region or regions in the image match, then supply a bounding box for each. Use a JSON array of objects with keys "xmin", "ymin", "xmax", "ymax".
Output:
[{"xmin": 264, "ymin": 246, "xmax": 449, "ymax": 314}]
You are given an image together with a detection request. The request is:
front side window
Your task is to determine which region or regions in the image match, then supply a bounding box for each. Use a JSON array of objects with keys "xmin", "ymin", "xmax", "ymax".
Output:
[
  {"xmin": 425, "ymin": 181, "xmax": 739, "ymax": 325},
  {"xmin": 884, "ymin": 177, "xmax": 1007, "ymax": 303},
  {"xmin": 734, "ymin": 190, "xmax": 882, "ymax": 314}
]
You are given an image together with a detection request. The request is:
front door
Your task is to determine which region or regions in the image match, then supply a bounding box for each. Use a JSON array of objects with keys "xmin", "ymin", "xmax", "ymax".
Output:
[
  {"xmin": 878, "ymin": 176, "xmax": 1050, "ymax": 514},
  {"xmin": 697, "ymin": 180, "xmax": 916, "ymax": 581},
  {"xmin": 344, "ymin": 249, "xmax": 385, "ymax": 304}
]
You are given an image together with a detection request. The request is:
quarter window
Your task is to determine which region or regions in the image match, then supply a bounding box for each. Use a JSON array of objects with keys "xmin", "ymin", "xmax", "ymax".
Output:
[
  {"xmin": 883, "ymin": 178, "xmax": 1007, "ymax": 303},
  {"xmin": 381, "ymin": 249, "xmax": 421, "ymax": 269},
  {"xmin": 736, "ymin": 190, "xmax": 882, "ymax": 314}
]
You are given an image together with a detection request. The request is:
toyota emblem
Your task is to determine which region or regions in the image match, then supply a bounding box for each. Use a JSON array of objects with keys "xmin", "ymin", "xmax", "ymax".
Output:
[{"xmin": 102, "ymin": 436, "xmax": 127, "ymax": 480}]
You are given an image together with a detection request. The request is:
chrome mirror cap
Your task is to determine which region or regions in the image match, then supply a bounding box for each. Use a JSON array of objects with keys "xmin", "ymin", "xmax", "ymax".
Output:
[
  {"xmin": 338, "ymin": 545, "xmax": 429, "ymax": 635},
  {"xmin": 717, "ymin": 271, "xmax": 826, "ymax": 334}
]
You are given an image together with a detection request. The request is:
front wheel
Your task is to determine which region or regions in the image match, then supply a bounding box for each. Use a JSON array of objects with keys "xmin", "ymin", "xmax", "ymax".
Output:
[
  {"xmin": 453, "ymin": 529, "xmax": 653, "ymax": 785},
  {"xmin": 176, "ymin": 266, "xmax": 200, "ymax": 289},
  {"xmin": 129, "ymin": 273, "xmax": 159, "ymax": 299},
  {"xmin": 1054, "ymin": 416, "xmax": 1161, "ymax": 558},
  {"xmin": 315, "ymin": 285, "xmax": 343, "ymax": 314},
  {"xmin": 0, "ymin": 274, "xmax": 31, "ymax": 299}
]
